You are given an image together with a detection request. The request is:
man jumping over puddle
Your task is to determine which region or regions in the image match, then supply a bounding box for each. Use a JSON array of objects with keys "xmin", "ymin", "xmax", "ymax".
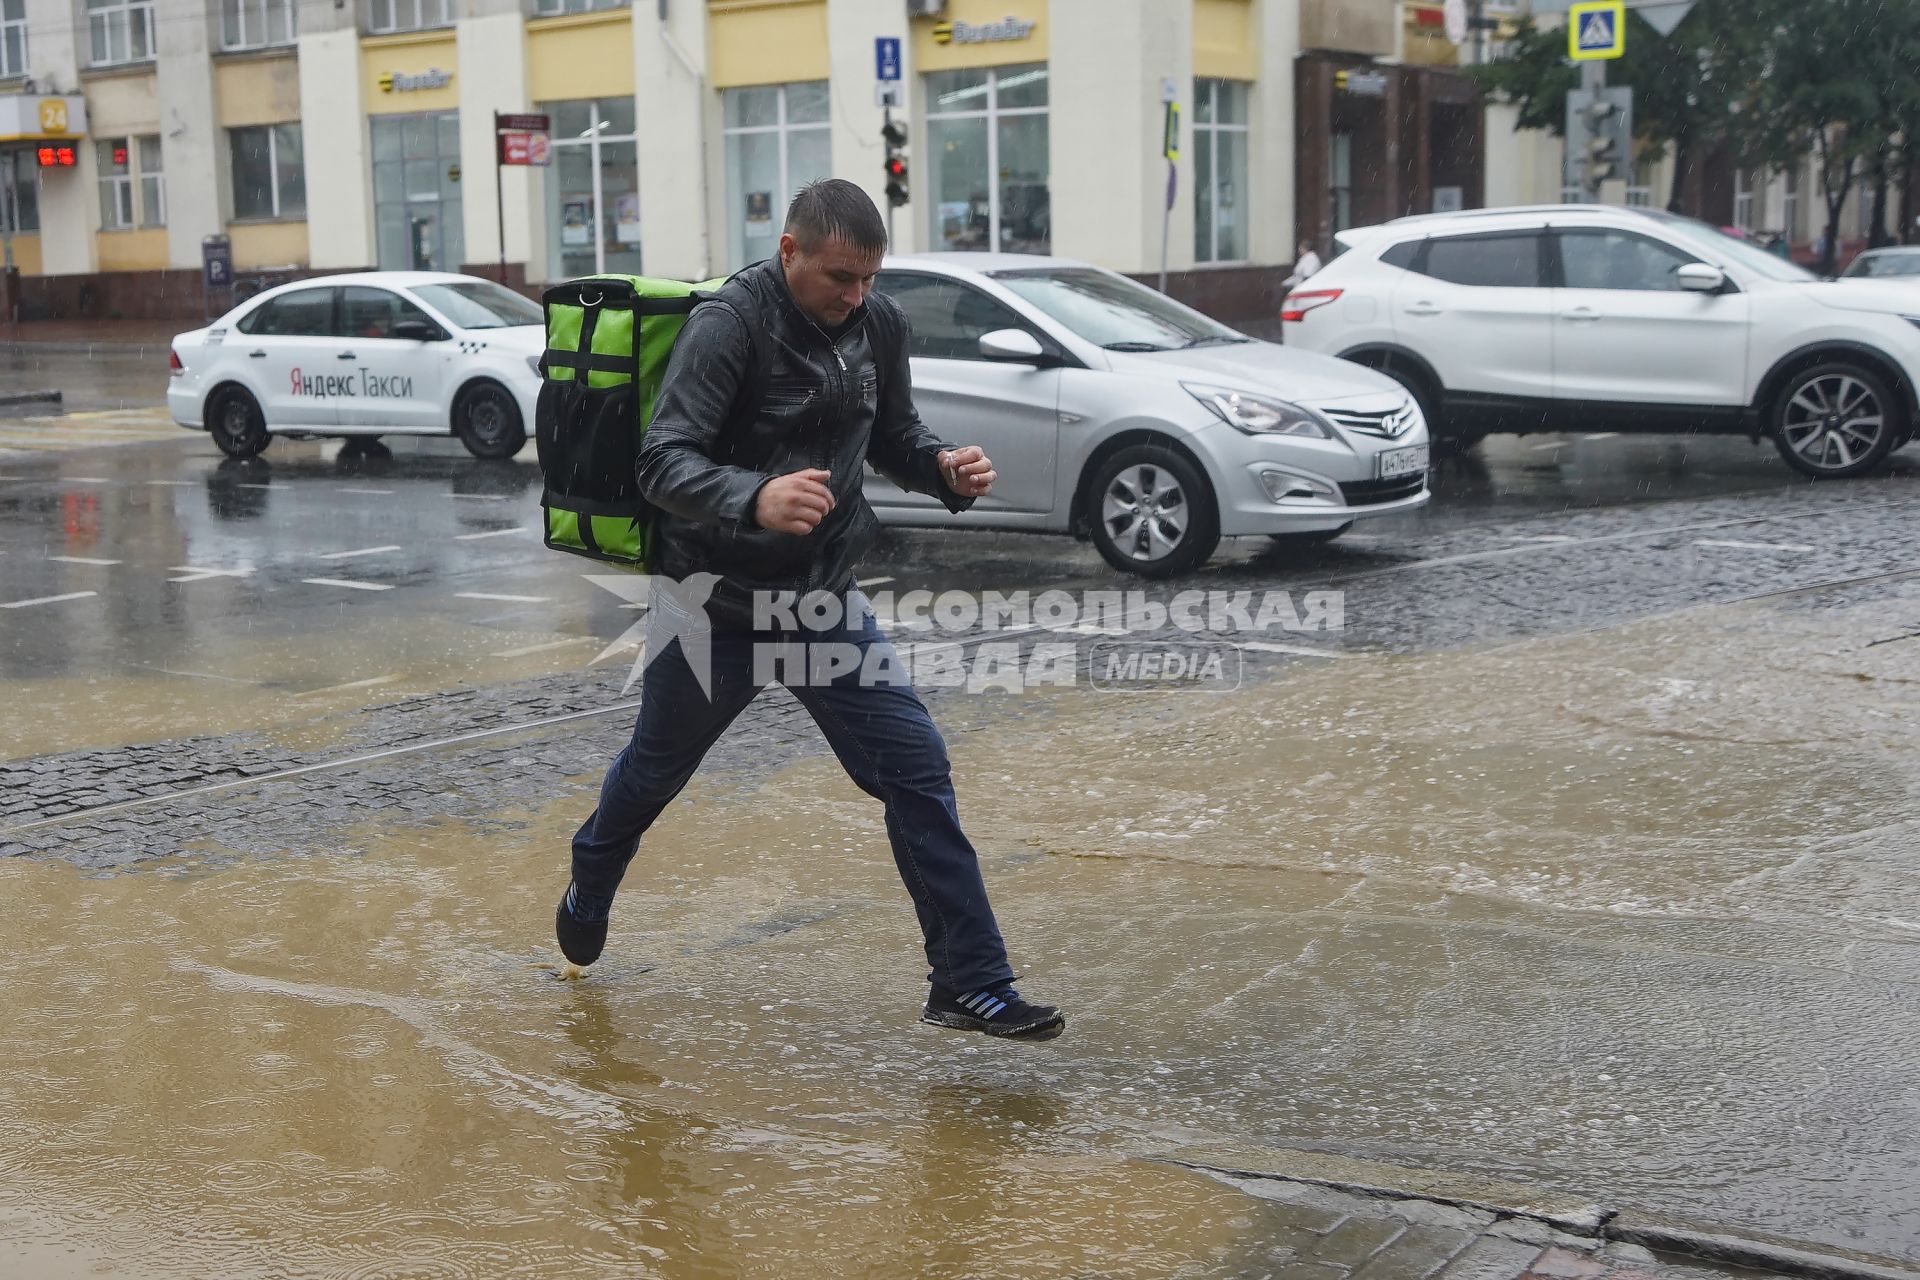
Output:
[{"xmin": 555, "ymin": 179, "xmax": 1065, "ymax": 1042}]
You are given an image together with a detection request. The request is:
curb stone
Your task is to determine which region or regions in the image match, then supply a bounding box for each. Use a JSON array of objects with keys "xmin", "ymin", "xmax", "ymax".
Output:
[{"xmin": 1163, "ymin": 1146, "xmax": 1920, "ymax": 1280}]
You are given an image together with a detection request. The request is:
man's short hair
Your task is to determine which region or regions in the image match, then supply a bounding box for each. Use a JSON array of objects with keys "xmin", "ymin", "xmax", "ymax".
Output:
[{"xmin": 785, "ymin": 179, "xmax": 888, "ymax": 255}]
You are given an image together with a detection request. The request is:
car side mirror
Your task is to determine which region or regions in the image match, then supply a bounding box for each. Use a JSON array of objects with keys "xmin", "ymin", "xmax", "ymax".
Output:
[
  {"xmin": 978, "ymin": 327, "xmax": 1046, "ymax": 362},
  {"xmin": 392, "ymin": 319, "xmax": 442, "ymax": 341},
  {"xmin": 1676, "ymin": 263, "xmax": 1727, "ymax": 293}
]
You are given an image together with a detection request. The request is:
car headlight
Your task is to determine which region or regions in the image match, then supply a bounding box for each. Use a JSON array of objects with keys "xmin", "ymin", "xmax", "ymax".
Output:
[{"xmin": 1184, "ymin": 383, "xmax": 1331, "ymax": 438}]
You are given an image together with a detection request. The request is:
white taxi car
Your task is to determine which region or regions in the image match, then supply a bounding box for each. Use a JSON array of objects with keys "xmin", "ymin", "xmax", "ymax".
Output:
[{"xmin": 168, "ymin": 272, "xmax": 545, "ymax": 460}]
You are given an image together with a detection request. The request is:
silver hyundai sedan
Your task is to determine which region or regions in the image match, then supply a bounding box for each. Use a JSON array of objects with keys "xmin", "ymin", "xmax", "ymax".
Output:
[{"xmin": 868, "ymin": 253, "xmax": 1430, "ymax": 577}]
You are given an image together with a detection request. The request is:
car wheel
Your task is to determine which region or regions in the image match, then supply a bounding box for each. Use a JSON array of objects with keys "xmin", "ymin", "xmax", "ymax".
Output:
[
  {"xmin": 1086, "ymin": 445, "xmax": 1220, "ymax": 578},
  {"xmin": 1771, "ymin": 362, "xmax": 1905, "ymax": 478},
  {"xmin": 1268, "ymin": 522, "xmax": 1352, "ymax": 548},
  {"xmin": 454, "ymin": 381, "xmax": 527, "ymax": 460},
  {"xmin": 209, "ymin": 387, "xmax": 270, "ymax": 459}
]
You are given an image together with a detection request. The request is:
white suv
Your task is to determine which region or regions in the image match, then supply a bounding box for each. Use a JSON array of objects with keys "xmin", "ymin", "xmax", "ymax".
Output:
[{"xmin": 1283, "ymin": 205, "xmax": 1920, "ymax": 478}]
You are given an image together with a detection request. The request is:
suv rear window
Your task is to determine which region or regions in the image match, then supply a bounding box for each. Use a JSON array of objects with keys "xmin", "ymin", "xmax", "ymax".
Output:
[
  {"xmin": 1380, "ymin": 239, "xmax": 1422, "ymax": 270},
  {"xmin": 1415, "ymin": 231, "xmax": 1543, "ymax": 288}
]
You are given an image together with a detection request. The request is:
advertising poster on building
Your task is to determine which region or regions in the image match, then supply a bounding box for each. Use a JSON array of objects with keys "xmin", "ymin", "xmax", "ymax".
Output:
[
  {"xmin": 745, "ymin": 191, "xmax": 772, "ymax": 225},
  {"xmin": 561, "ymin": 199, "xmax": 592, "ymax": 246},
  {"xmin": 615, "ymin": 193, "xmax": 642, "ymax": 244}
]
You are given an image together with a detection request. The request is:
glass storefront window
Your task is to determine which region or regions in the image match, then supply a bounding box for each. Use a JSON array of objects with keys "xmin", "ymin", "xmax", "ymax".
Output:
[
  {"xmin": 371, "ymin": 112, "xmax": 463, "ymax": 271},
  {"xmin": 541, "ymin": 97, "xmax": 640, "ymax": 280},
  {"xmin": 722, "ymin": 81, "xmax": 832, "ymax": 270},
  {"xmin": 924, "ymin": 64, "xmax": 1049, "ymax": 255},
  {"xmin": 1194, "ymin": 78, "xmax": 1249, "ymax": 263},
  {"xmin": 0, "ymin": 149, "xmax": 38, "ymax": 234}
]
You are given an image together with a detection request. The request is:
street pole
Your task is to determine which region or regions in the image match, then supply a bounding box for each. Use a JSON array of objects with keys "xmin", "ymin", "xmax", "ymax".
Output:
[
  {"xmin": 494, "ymin": 111, "xmax": 507, "ymax": 283},
  {"xmin": 1581, "ymin": 59, "xmax": 1606, "ymax": 201}
]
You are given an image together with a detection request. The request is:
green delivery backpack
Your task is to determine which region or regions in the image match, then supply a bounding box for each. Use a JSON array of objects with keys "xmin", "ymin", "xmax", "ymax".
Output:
[{"xmin": 533, "ymin": 273, "xmax": 768, "ymax": 568}]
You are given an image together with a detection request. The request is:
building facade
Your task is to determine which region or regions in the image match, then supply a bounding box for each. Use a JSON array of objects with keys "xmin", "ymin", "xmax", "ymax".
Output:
[{"xmin": 0, "ymin": 0, "xmax": 1488, "ymax": 323}]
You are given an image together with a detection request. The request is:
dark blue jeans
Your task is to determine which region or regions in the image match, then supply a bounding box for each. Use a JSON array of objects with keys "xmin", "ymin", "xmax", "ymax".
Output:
[{"xmin": 569, "ymin": 584, "xmax": 1015, "ymax": 995}]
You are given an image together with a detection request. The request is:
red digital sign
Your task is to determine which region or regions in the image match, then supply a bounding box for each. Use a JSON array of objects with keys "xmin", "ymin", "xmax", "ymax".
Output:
[
  {"xmin": 112, "ymin": 145, "xmax": 128, "ymax": 166},
  {"xmin": 36, "ymin": 146, "xmax": 76, "ymax": 168}
]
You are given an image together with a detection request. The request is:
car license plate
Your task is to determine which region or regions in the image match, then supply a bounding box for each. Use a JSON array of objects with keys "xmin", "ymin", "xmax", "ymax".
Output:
[{"xmin": 1376, "ymin": 444, "xmax": 1428, "ymax": 479}]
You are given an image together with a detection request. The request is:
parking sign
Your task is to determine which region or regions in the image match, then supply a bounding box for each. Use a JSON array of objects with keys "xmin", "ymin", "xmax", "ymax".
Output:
[{"xmin": 1568, "ymin": 0, "xmax": 1625, "ymax": 59}]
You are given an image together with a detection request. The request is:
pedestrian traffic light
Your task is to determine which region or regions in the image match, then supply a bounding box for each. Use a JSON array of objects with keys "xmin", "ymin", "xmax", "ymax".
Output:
[{"xmin": 881, "ymin": 119, "xmax": 909, "ymax": 208}]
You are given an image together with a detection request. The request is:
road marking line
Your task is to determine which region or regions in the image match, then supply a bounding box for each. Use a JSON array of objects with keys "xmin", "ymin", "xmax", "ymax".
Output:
[
  {"xmin": 450, "ymin": 493, "xmax": 510, "ymax": 501},
  {"xmin": 318, "ymin": 545, "xmax": 401, "ymax": 560},
  {"xmin": 145, "ymin": 479, "xmax": 193, "ymax": 486},
  {"xmin": 237, "ymin": 482, "xmax": 275, "ymax": 490},
  {"xmin": 456, "ymin": 592, "xmax": 550, "ymax": 603},
  {"xmin": 491, "ymin": 637, "xmax": 593, "ymax": 658},
  {"xmin": 1583, "ymin": 432, "xmax": 1620, "ymax": 440},
  {"xmin": 338, "ymin": 487, "xmax": 395, "ymax": 496},
  {"xmin": 302, "ymin": 577, "xmax": 394, "ymax": 591},
  {"xmin": 857, "ymin": 576, "xmax": 895, "ymax": 588},
  {"xmin": 123, "ymin": 661, "xmax": 255, "ymax": 684},
  {"xmin": 293, "ymin": 674, "xmax": 399, "ymax": 698},
  {"xmin": 1506, "ymin": 534, "xmax": 1578, "ymax": 543},
  {"xmin": 1693, "ymin": 538, "xmax": 1815, "ymax": 552},
  {"xmin": 65, "ymin": 475, "xmax": 110, "ymax": 482},
  {"xmin": 1240, "ymin": 641, "xmax": 1347, "ymax": 659},
  {"xmin": 2, "ymin": 590, "xmax": 97, "ymax": 608},
  {"xmin": 46, "ymin": 555, "xmax": 121, "ymax": 565},
  {"xmin": 1528, "ymin": 441, "xmax": 1568, "ymax": 452},
  {"xmin": 168, "ymin": 566, "xmax": 252, "ymax": 583},
  {"xmin": 453, "ymin": 526, "xmax": 530, "ymax": 540}
]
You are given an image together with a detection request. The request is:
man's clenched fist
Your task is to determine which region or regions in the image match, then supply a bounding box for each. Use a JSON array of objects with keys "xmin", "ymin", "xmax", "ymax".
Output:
[
  {"xmin": 939, "ymin": 446, "xmax": 995, "ymax": 498},
  {"xmin": 755, "ymin": 468, "xmax": 835, "ymax": 535}
]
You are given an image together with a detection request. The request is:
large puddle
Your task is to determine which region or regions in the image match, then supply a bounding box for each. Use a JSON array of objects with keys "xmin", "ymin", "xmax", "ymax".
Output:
[{"xmin": 3, "ymin": 582, "xmax": 1917, "ymax": 1274}]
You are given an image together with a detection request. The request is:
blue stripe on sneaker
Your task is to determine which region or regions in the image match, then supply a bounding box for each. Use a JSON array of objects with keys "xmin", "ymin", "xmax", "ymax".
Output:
[{"xmin": 983, "ymin": 997, "xmax": 1007, "ymax": 1016}]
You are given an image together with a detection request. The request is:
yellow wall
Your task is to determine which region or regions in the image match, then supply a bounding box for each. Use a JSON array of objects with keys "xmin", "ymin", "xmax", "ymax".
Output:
[
  {"xmin": 1194, "ymin": 0, "xmax": 1255, "ymax": 80},
  {"xmin": 912, "ymin": 0, "xmax": 1048, "ymax": 73},
  {"xmin": 708, "ymin": 0, "xmax": 829, "ymax": 88},
  {"xmin": 6, "ymin": 234, "xmax": 41, "ymax": 276},
  {"xmin": 86, "ymin": 72, "xmax": 160, "ymax": 136},
  {"xmin": 230, "ymin": 219, "xmax": 309, "ymax": 268},
  {"xmin": 215, "ymin": 56, "xmax": 302, "ymax": 127},
  {"xmin": 94, "ymin": 228, "xmax": 168, "ymax": 272},
  {"xmin": 361, "ymin": 32, "xmax": 460, "ymax": 116},
  {"xmin": 529, "ymin": 10, "xmax": 635, "ymax": 102}
]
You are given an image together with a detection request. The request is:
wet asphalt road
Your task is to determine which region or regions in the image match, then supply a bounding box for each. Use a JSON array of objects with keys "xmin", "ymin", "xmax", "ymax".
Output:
[{"xmin": 5, "ymin": 384, "xmax": 1920, "ymax": 1275}]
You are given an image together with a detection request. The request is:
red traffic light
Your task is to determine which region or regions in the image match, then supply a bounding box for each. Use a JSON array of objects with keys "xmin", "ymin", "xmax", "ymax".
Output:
[{"xmin": 885, "ymin": 158, "xmax": 906, "ymax": 178}]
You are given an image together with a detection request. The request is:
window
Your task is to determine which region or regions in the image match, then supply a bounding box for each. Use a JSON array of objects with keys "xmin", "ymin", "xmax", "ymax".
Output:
[
  {"xmin": 137, "ymin": 136, "xmax": 163, "ymax": 228},
  {"xmin": 1784, "ymin": 168, "xmax": 1803, "ymax": 242},
  {"xmin": 0, "ymin": 0, "xmax": 26, "ymax": 79},
  {"xmin": 1330, "ymin": 132, "xmax": 1353, "ymax": 233},
  {"xmin": 1193, "ymin": 78, "xmax": 1250, "ymax": 263},
  {"xmin": 535, "ymin": 0, "xmax": 626, "ymax": 12},
  {"xmin": 541, "ymin": 98, "xmax": 640, "ymax": 279},
  {"xmin": 222, "ymin": 0, "xmax": 296, "ymax": 50},
  {"xmin": 0, "ymin": 150, "xmax": 36, "ymax": 234},
  {"xmin": 1556, "ymin": 229, "xmax": 1697, "ymax": 292},
  {"xmin": 366, "ymin": 0, "xmax": 450, "ymax": 33},
  {"xmin": 231, "ymin": 124, "xmax": 305, "ymax": 220},
  {"xmin": 876, "ymin": 272, "xmax": 1026, "ymax": 361},
  {"xmin": 87, "ymin": 0, "xmax": 153, "ymax": 66},
  {"xmin": 1733, "ymin": 170, "xmax": 1757, "ymax": 234},
  {"xmin": 339, "ymin": 286, "xmax": 434, "ymax": 339},
  {"xmin": 237, "ymin": 288, "xmax": 335, "ymax": 337},
  {"xmin": 1626, "ymin": 154, "xmax": 1655, "ymax": 209},
  {"xmin": 372, "ymin": 112, "xmax": 463, "ymax": 271},
  {"xmin": 722, "ymin": 82, "xmax": 831, "ymax": 270},
  {"xmin": 1380, "ymin": 239, "xmax": 1421, "ymax": 270},
  {"xmin": 992, "ymin": 266, "xmax": 1238, "ymax": 349},
  {"xmin": 1416, "ymin": 232, "xmax": 1543, "ymax": 288},
  {"xmin": 410, "ymin": 280, "xmax": 543, "ymax": 329},
  {"xmin": 925, "ymin": 64, "xmax": 1049, "ymax": 255},
  {"xmin": 97, "ymin": 138, "xmax": 132, "ymax": 230}
]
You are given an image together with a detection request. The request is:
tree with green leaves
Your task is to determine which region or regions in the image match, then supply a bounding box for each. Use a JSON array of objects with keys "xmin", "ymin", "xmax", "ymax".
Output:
[{"xmin": 1471, "ymin": 1, "xmax": 1775, "ymax": 213}]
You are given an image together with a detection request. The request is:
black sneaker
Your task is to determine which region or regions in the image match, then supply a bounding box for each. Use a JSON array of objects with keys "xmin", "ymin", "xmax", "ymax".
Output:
[
  {"xmin": 554, "ymin": 884, "xmax": 608, "ymax": 968},
  {"xmin": 922, "ymin": 983, "xmax": 1066, "ymax": 1041}
]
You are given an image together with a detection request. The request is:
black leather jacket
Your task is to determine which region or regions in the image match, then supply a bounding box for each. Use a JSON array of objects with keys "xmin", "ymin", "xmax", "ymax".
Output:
[{"xmin": 636, "ymin": 258, "xmax": 970, "ymax": 628}]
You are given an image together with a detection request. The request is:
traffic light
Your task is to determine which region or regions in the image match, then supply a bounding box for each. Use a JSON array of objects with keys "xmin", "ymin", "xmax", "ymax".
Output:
[
  {"xmin": 1580, "ymin": 97, "xmax": 1623, "ymax": 186},
  {"xmin": 881, "ymin": 118, "xmax": 908, "ymax": 208}
]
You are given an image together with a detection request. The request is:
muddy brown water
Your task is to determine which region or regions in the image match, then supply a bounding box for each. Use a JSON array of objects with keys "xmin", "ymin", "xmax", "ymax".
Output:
[{"xmin": 3, "ymin": 584, "xmax": 1918, "ymax": 1275}]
